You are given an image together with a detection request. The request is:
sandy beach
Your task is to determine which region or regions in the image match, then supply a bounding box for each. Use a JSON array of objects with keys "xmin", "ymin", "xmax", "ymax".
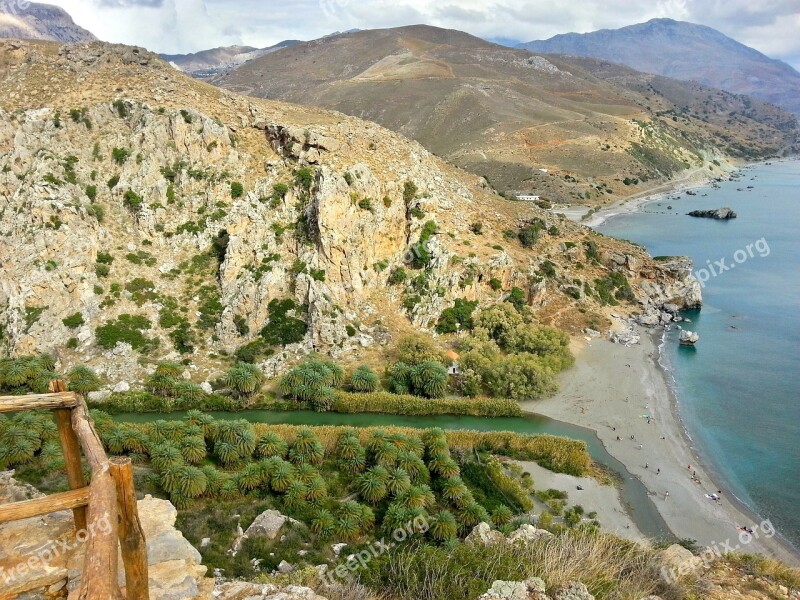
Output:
[{"xmin": 522, "ymin": 333, "xmax": 800, "ymax": 566}]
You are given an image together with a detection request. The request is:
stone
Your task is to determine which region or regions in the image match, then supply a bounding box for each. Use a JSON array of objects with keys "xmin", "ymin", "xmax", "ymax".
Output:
[
  {"xmin": 277, "ymin": 560, "xmax": 295, "ymax": 573},
  {"xmin": 244, "ymin": 509, "xmax": 299, "ymax": 540},
  {"xmin": 87, "ymin": 390, "xmax": 111, "ymax": 402},
  {"xmin": 679, "ymin": 330, "xmax": 700, "ymax": 345},
  {"xmin": 553, "ymin": 581, "xmax": 595, "ymax": 600},
  {"xmin": 507, "ymin": 524, "xmax": 554, "ymax": 544},
  {"xmin": 200, "ymin": 537, "xmax": 211, "ymax": 548},
  {"xmin": 479, "ymin": 577, "xmax": 548, "ymax": 600},
  {"xmin": 660, "ymin": 544, "xmax": 704, "ymax": 580},
  {"xmin": 112, "ymin": 380, "xmax": 130, "ymax": 393},
  {"xmin": 465, "ymin": 522, "xmax": 506, "ymax": 547},
  {"xmin": 200, "ymin": 381, "xmax": 213, "ymax": 394},
  {"xmin": 331, "ymin": 543, "xmax": 348, "ymax": 556}
]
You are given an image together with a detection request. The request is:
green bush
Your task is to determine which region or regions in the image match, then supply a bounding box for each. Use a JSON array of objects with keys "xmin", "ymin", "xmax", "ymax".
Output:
[
  {"xmin": 85, "ymin": 185, "xmax": 97, "ymax": 201},
  {"xmin": 388, "ymin": 267, "xmax": 407, "ymax": 285},
  {"xmin": 123, "ymin": 190, "xmax": 143, "ymax": 212},
  {"xmin": 68, "ymin": 365, "xmax": 101, "ymax": 395},
  {"xmin": 225, "ymin": 363, "xmax": 266, "ymax": 398},
  {"xmin": 260, "ymin": 299, "xmax": 307, "ymax": 346},
  {"xmin": 107, "ymin": 174, "xmax": 120, "ymax": 190},
  {"xmin": 294, "ymin": 167, "xmax": 314, "ymax": 191},
  {"xmin": 112, "ymin": 148, "xmax": 131, "ymax": 165},
  {"xmin": 436, "ymin": 299, "xmax": 478, "ymax": 334},
  {"xmin": 62, "ymin": 312, "xmax": 85, "ymax": 328},
  {"xmin": 230, "ymin": 181, "xmax": 244, "ymax": 199},
  {"xmin": 403, "ymin": 180, "xmax": 418, "ymax": 204},
  {"xmin": 95, "ymin": 314, "xmax": 156, "ymax": 351}
]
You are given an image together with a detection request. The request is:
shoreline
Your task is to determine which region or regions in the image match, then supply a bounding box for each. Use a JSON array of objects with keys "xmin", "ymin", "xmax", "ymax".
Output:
[{"xmin": 524, "ymin": 333, "xmax": 800, "ymax": 566}]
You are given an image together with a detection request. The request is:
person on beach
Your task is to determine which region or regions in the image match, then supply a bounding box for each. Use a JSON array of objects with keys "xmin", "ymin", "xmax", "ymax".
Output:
[
  {"xmin": 657, "ymin": 468, "xmax": 661, "ymax": 475},
  {"xmin": 645, "ymin": 463, "xmax": 649, "ymax": 469},
  {"xmin": 665, "ymin": 491, "xmax": 670, "ymax": 500}
]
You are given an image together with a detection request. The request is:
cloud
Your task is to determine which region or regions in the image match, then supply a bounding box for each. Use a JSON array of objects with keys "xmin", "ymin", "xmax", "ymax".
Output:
[{"xmin": 41, "ymin": 0, "xmax": 800, "ymax": 70}]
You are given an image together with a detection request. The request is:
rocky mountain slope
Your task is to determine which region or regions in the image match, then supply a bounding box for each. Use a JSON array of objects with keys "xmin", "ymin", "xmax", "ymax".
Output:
[
  {"xmin": 214, "ymin": 25, "xmax": 799, "ymax": 201},
  {"xmin": 162, "ymin": 41, "xmax": 301, "ymax": 79},
  {"xmin": 519, "ymin": 18, "xmax": 800, "ymax": 116},
  {"xmin": 0, "ymin": 39, "xmax": 700, "ymax": 386},
  {"xmin": 0, "ymin": 1, "xmax": 95, "ymax": 43}
]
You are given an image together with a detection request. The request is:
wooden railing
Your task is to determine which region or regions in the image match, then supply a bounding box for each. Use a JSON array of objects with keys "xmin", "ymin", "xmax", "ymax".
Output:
[{"xmin": 0, "ymin": 381, "xmax": 149, "ymax": 599}]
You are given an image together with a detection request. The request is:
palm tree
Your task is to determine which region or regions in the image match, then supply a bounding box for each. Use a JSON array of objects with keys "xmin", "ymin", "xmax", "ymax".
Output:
[
  {"xmin": 2, "ymin": 359, "xmax": 31, "ymax": 387},
  {"xmin": 457, "ymin": 502, "xmax": 490, "ymax": 532},
  {"xmin": 336, "ymin": 434, "xmax": 363, "ymax": 460},
  {"xmin": 219, "ymin": 477, "xmax": 240, "ymax": 500},
  {"xmin": 40, "ymin": 440, "xmax": 65, "ymax": 472},
  {"xmin": 306, "ymin": 476, "xmax": 327, "ymax": 502},
  {"xmin": 382, "ymin": 502, "xmax": 411, "ymax": 535},
  {"xmin": 350, "ymin": 365, "xmax": 379, "ymax": 392},
  {"xmin": 341, "ymin": 452, "xmax": 366, "ymax": 474},
  {"xmin": 237, "ymin": 462, "xmax": 267, "ymax": 493},
  {"xmin": 121, "ymin": 427, "xmax": 147, "ymax": 454},
  {"xmin": 373, "ymin": 442, "xmax": 398, "ymax": 468},
  {"xmin": 104, "ymin": 427, "xmax": 127, "ymax": 455},
  {"xmin": 396, "ymin": 451, "xmax": 427, "ymax": 482},
  {"xmin": 68, "ymin": 365, "xmax": 101, "ymax": 395},
  {"xmin": 159, "ymin": 463, "xmax": 184, "ymax": 494},
  {"xmin": 229, "ymin": 421, "xmax": 257, "ymax": 457},
  {"xmin": 430, "ymin": 456, "xmax": 460, "ymax": 479},
  {"xmin": 491, "ymin": 505, "xmax": 513, "ymax": 526},
  {"xmin": 176, "ymin": 465, "xmax": 207, "ymax": 498},
  {"xmin": 333, "ymin": 516, "xmax": 360, "ymax": 541},
  {"xmin": 256, "ymin": 432, "xmax": 288, "ymax": 458},
  {"xmin": 289, "ymin": 429, "xmax": 324, "ymax": 465},
  {"xmin": 150, "ymin": 443, "xmax": 184, "ymax": 472},
  {"xmin": 201, "ymin": 466, "xmax": 226, "ymax": 497},
  {"xmin": 185, "ymin": 410, "xmax": 213, "ymax": 430},
  {"xmin": 398, "ymin": 485, "xmax": 435, "ymax": 510},
  {"xmin": 310, "ymin": 508, "xmax": 335, "ymax": 537},
  {"xmin": 270, "ymin": 460, "xmax": 296, "ymax": 492},
  {"xmin": 429, "ymin": 510, "xmax": 458, "ymax": 541},
  {"xmin": 385, "ymin": 467, "xmax": 412, "ymax": 497},
  {"xmin": 213, "ymin": 441, "xmax": 240, "ymax": 467},
  {"xmin": 146, "ymin": 372, "xmax": 175, "ymax": 396},
  {"xmin": 283, "ymin": 481, "xmax": 309, "ymax": 510},
  {"xmin": 29, "ymin": 369, "xmax": 60, "ymax": 394},
  {"xmin": 358, "ymin": 504, "xmax": 375, "ymax": 530},
  {"xmin": 180, "ymin": 437, "xmax": 207, "ymax": 464},
  {"xmin": 358, "ymin": 470, "xmax": 387, "ymax": 504},
  {"xmin": 295, "ymin": 463, "xmax": 319, "ymax": 484},
  {"xmin": 170, "ymin": 491, "xmax": 191, "ymax": 510},
  {"xmin": 0, "ymin": 435, "xmax": 35, "ymax": 467},
  {"xmin": 366, "ymin": 430, "xmax": 389, "ymax": 454},
  {"xmin": 410, "ymin": 361, "xmax": 448, "ymax": 398},
  {"xmin": 338, "ymin": 500, "xmax": 364, "ymax": 522},
  {"xmin": 173, "ymin": 381, "xmax": 204, "ymax": 401},
  {"xmin": 225, "ymin": 362, "xmax": 265, "ymax": 398},
  {"xmin": 154, "ymin": 361, "xmax": 183, "ymax": 378},
  {"xmin": 440, "ymin": 477, "xmax": 469, "ymax": 505}
]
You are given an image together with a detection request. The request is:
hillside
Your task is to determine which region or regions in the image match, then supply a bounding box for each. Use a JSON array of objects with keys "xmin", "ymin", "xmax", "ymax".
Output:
[
  {"xmin": 213, "ymin": 25, "xmax": 800, "ymax": 202},
  {"xmin": 519, "ymin": 18, "xmax": 800, "ymax": 116},
  {"xmin": 162, "ymin": 41, "xmax": 301, "ymax": 79},
  {"xmin": 0, "ymin": 39, "xmax": 701, "ymax": 387},
  {"xmin": 0, "ymin": 1, "xmax": 95, "ymax": 43}
]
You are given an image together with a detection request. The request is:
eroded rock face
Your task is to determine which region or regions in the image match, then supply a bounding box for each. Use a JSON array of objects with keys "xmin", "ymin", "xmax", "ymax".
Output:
[{"xmin": 213, "ymin": 582, "xmax": 328, "ymax": 600}]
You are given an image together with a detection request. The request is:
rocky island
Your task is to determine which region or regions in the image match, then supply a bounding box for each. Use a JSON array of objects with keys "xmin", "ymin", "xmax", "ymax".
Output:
[{"xmin": 687, "ymin": 207, "xmax": 737, "ymax": 219}]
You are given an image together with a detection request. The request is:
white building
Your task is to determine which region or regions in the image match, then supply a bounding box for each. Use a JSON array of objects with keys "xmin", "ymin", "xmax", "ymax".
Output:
[{"xmin": 517, "ymin": 194, "xmax": 540, "ymax": 202}]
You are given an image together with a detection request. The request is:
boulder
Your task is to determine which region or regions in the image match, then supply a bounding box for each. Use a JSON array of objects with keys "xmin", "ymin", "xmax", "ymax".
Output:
[
  {"xmin": 679, "ymin": 331, "xmax": 699, "ymax": 346},
  {"xmin": 553, "ymin": 581, "xmax": 595, "ymax": 600},
  {"xmin": 244, "ymin": 509, "xmax": 299, "ymax": 540},
  {"xmin": 466, "ymin": 522, "xmax": 506, "ymax": 547},
  {"xmin": 277, "ymin": 560, "xmax": 296, "ymax": 574},
  {"xmin": 479, "ymin": 577, "xmax": 548, "ymax": 600},
  {"xmin": 214, "ymin": 581, "xmax": 329, "ymax": 600},
  {"xmin": 507, "ymin": 524, "xmax": 554, "ymax": 544},
  {"xmin": 659, "ymin": 544, "xmax": 704, "ymax": 580}
]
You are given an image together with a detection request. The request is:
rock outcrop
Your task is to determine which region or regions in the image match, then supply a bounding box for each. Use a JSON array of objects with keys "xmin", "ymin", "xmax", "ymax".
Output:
[
  {"xmin": 687, "ymin": 208, "xmax": 737, "ymax": 219},
  {"xmin": 0, "ymin": 40, "xmax": 703, "ymax": 384},
  {"xmin": 678, "ymin": 330, "xmax": 699, "ymax": 345}
]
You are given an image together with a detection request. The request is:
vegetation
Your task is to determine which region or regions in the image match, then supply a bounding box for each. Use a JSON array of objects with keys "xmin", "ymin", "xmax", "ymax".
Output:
[
  {"xmin": 95, "ymin": 314, "xmax": 157, "ymax": 352},
  {"xmin": 280, "ymin": 359, "xmax": 345, "ymax": 411},
  {"xmin": 260, "ymin": 299, "xmax": 308, "ymax": 346},
  {"xmin": 350, "ymin": 365, "xmax": 379, "ymax": 393},
  {"xmin": 331, "ymin": 391, "xmax": 521, "ymax": 418},
  {"xmin": 435, "ymin": 298, "xmax": 478, "ymax": 334}
]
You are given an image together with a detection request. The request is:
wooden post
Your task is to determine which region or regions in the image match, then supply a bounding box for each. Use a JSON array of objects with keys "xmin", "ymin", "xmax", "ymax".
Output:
[
  {"xmin": 110, "ymin": 457, "xmax": 150, "ymax": 600},
  {"xmin": 71, "ymin": 400, "xmax": 125, "ymax": 600},
  {"xmin": 50, "ymin": 380, "xmax": 88, "ymax": 532}
]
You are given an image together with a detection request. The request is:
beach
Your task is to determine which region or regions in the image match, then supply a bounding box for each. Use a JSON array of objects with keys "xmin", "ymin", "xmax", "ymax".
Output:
[{"xmin": 522, "ymin": 333, "xmax": 800, "ymax": 566}]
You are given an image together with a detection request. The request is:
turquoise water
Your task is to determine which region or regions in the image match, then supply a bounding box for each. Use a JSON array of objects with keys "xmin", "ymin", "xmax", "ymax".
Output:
[
  {"xmin": 599, "ymin": 160, "xmax": 800, "ymax": 551},
  {"xmin": 116, "ymin": 410, "xmax": 673, "ymax": 540}
]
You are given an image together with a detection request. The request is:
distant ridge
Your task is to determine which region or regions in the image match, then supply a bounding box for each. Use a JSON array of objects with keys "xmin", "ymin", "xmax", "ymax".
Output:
[
  {"xmin": 0, "ymin": 1, "xmax": 95, "ymax": 43},
  {"xmin": 161, "ymin": 40, "xmax": 300, "ymax": 79},
  {"xmin": 518, "ymin": 18, "xmax": 800, "ymax": 115}
]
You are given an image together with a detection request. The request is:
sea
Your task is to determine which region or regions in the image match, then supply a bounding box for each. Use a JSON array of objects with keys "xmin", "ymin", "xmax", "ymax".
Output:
[{"xmin": 598, "ymin": 159, "xmax": 800, "ymax": 552}]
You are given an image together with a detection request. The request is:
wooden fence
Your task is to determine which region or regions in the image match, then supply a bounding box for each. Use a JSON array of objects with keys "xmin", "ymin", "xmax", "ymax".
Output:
[{"xmin": 0, "ymin": 381, "xmax": 149, "ymax": 599}]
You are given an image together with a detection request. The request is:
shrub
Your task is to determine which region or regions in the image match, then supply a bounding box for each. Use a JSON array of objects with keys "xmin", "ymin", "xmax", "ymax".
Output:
[
  {"xmin": 436, "ymin": 299, "xmax": 478, "ymax": 334},
  {"xmin": 107, "ymin": 174, "xmax": 120, "ymax": 190},
  {"xmin": 271, "ymin": 183, "xmax": 289, "ymax": 201},
  {"xmin": 350, "ymin": 365, "xmax": 379, "ymax": 393},
  {"xmin": 279, "ymin": 359, "xmax": 344, "ymax": 411},
  {"xmin": 62, "ymin": 312, "xmax": 85, "ymax": 328},
  {"xmin": 294, "ymin": 167, "xmax": 314, "ymax": 191},
  {"xmin": 387, "ymin": 360, "xmax": 448, "ymax": 399},
  {"xmin": 489, "ymin": 278, "xmax": 503, "ymax": 291},
  {"xmin": 112, "ymin": 99, "xmax": 129, "ymax": 118},
  {"xmin": 403, "ymin": 180, "xmax": 418, "ymax": 204},
  {"xmin": 260, "ymin": 299, "xmax": 308, "ymax": 346},
  {"xmin": 123, "ymin": 190, "xmax": 143, "ymax": 212},
  {"xmin": 85, "ymin": 185, "xmax": 97, "ymax": 201},
  {"xmin": 112, "ymin": 148, "xmax": 131, "ymax": 165},
  {"xmin": 332, "ymin": 391, "xmax": 521, "ymax": 417},
  {"xmin": 230, "ymin": 181, "xmax": 244, "ymax": 199},
  {"xmin": 388, "ymin": 267, "xmax": 407, "ymax": 285},
  {"xmin": 95, "ymin": 314, "xmax": 156, "ymax": 351}
]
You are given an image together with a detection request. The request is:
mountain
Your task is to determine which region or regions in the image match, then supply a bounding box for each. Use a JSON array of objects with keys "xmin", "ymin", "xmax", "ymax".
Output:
[
  {"xmin": 162, "ymin": 41, "xmax": 300, "ymax": 79},
  {"xmin": 0, "ymin": 38, "xmax": 699, "ymax": 384},
  {"xmin": 0, "ymin": 1, "xmax": 95, "ymax": 43},
  {"xmin": 519, "ymin": 18, "xmax": 800, "ymax": 116},
  {"xmin": 214, "ymin": 25, "xmax": 799, "ymax": 201}
]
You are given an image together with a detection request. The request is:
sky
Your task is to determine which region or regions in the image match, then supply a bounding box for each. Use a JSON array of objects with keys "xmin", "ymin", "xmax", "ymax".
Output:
[{"xmin": 44, "ymin": 0, "xmax": 800, "ymax": 69}]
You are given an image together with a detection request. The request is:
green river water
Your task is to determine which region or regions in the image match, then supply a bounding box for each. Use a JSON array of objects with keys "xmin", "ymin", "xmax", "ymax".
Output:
[{"xmin": 115, "ymin": 409, "xmax": 674, "ymax": 541}]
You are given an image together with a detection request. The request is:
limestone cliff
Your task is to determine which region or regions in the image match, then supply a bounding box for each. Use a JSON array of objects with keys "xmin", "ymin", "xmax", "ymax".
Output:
[{"xmin": 0, "ymin": 40, "xmax": 700, "ymax": 384}]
